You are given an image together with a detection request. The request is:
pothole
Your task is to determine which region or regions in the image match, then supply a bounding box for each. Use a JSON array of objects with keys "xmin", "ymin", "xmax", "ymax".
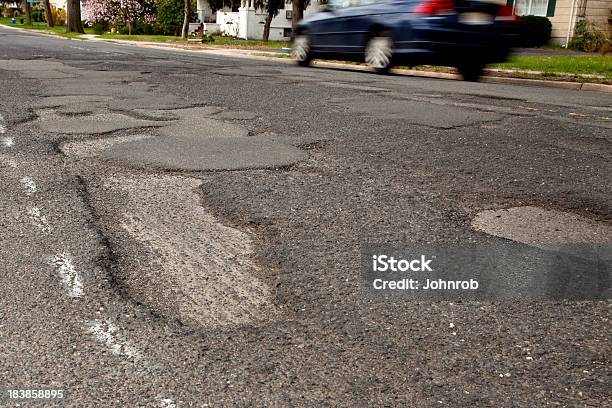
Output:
[
  {"xmin": 96, "ymin": 107, "xmax": 306, "ymax": 171},
  {"xmin": 35, "ymin": 95, "xmax": 114, "ymax": 109},
  {"xmin": 54, "ymin": 107, "xmax": 306, "ymax": 170},
  {"xmin": 34, "ymin": 111, "xmax": 163, "ymax": 135},
  {"xmin": 95, "ymin": 175, "xmax": 279, "ymax": 328},
  {"xmin": 331, "ymin": 95, "xmax": 503, "ymax": 128},
  {"xmin": 101, "ymin": 133, "xmax": 306, "ymax": 171},
  {"xmin": 61, "ymin": 134, "xmax": 154, "ymax": 158},
  {"xmin": 472, "ymin": 206, "xmax": 612, "ymax": 260}
]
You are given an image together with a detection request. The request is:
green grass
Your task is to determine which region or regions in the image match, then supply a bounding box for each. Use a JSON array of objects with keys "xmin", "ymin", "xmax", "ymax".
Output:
[
  {"xmin": 97, "ymin": 33, "xmax": 182, "ymax": 42},
  {"xmin": 208, "ymin": 36, "xmax": 289, "ymax": 49},
  {"xmin": 98, "ymin": 33, "xmax": 290, "ymax": 49},
  {"xmin": 0, "ymin": 16, "xmax": 94, "ymax": 38},
  {"xmin": 490, "ymin": 55, "xmax": 612, "ymax": 75}
]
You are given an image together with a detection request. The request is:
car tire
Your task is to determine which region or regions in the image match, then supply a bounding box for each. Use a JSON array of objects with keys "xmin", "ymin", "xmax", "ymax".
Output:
[
  {"xmin": 365, "ymin": 32, "xmax": 394, "ymax": 74},
  {"xmin": 458, "ymin": 63, "xmax": 485, "ymax": 82},
  {"xmin": 292, "ymin": 34, "xmax": 313, "ymax": 67}
]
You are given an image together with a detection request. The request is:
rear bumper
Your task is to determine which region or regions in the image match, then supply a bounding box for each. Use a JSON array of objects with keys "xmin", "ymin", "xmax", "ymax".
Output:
[
  {"xmin": 393, "ymin": 40, "xmax": 513, "ymax": 65},
  {"xmin": 393, "ymin": 22, "xmax": 518, "ymax": 65}
]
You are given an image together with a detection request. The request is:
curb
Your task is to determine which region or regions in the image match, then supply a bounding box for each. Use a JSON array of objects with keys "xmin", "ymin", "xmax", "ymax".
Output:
[
  {"xmin": 297, "ymin": 59, "xmax": 612, "ymax": 93},
  {"xmin": 2, "ymin": 24, "xmax": 610, "ymax": 94}
]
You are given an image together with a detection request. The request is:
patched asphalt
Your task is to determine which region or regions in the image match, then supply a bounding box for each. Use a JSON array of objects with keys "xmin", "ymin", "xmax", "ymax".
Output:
[
  {"xmin": 101, "ymin": 134, "xmax": 307, "ymax": 171},
  {"xmin": 1, "ymin": 25, "xmax": 611, "ymax": 407}
]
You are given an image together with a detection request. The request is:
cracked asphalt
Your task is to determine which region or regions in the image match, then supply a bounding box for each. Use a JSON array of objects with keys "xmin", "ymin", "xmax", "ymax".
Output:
[{"xmin": 0, "ymin": 26, "xmax": 611, "ymax": 407}]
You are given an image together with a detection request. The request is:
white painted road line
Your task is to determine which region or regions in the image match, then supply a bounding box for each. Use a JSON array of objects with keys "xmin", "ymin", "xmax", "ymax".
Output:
[
  {"xmin": 27, "ymin": 207, "xmax": 52, "ymax": 234},
  {"xmin": 1, "ymin": 137, "xmax": 14, "ymax": 147},
  {"xmin": 20, "ymin": 176, "xmax": 37, "ymax": 195},
  {"xmin": 48, "ymin": 253, "xmax": 84, "ymax": 297},
  {"xmin": 0, "ymin": 113, "xmax": 5, "ymax": 134},
  {"xmin": 159, "ymin": 398, "xmax": 177, "ymax": 408},
  {"xmin": 87, "ymin": 319, "xmax": 141, "ymax": 360}
]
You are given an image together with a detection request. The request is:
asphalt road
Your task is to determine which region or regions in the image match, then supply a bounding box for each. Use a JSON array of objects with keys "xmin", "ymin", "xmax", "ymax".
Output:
[{"xmin": 0, "ymin": 26, "xmax": 611, "ymax": 407}]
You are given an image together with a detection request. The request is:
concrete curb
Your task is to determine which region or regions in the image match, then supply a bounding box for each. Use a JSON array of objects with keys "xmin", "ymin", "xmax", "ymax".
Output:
[{"xmin": 2, "ymin": 24, "xmax": 610, "ymax": 94}]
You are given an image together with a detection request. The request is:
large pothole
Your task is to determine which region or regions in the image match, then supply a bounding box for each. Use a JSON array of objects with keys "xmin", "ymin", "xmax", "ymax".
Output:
[
  {"xmin": 60, "ymin": 107, "xmax": 306, "ymax": 170},
  {"xmin": 93, "ymin": 175, "xmax": 279, "ymax": 328}
]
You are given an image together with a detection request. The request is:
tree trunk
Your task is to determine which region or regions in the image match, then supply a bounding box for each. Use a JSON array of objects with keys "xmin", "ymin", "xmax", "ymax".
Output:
[
  {"xmin": 66, "ymin": 0, "xmax": 84, "ymax": 33},
  {"xmin": 127, "ymin": 20, "xmax": 133, "ymax": 35},
  {"xmin": 262, "ymin": 14, "xmax": 272, "ymax": 42},
  {"xmin": 24, "ymin": 0, "xmax": 32, "ymax": 25},
  {"xmin": 181, "ymin": 0, "xmax": 190, "ymax": 39},
  {"xmin": 43, "ymin": 0, "xmax": 54, "ymax": 27},
  {"xmin": 291, "ymin": 0, "xmax": 303, "ymax": 38}
]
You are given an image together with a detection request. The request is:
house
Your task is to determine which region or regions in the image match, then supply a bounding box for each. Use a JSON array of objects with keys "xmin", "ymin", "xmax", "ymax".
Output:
[
  {"xmin": 510, "ymin": 0, "xmax": 611, "ymax": 45},
  {"xmin": 196, "ymin": 0, "xmax": 321, "ymax": 41},
  {"xmin": 196, "ymin": 0, "xmax": 610, "ymax": 44}
]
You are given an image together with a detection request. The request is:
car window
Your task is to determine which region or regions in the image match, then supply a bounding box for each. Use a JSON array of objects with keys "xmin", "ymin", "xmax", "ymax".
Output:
[{"xmin": 327, "ymin": 0, "xmax": 388, "ymax": 10}]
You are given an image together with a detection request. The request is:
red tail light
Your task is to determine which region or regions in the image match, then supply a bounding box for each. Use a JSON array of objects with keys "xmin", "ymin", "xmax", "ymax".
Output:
[
  {"xmin": 495, "ymin": 5, "xmax": 518, "ymax": 22},
  {"xmin": 496, "ymin": 5, "xmax": 515, "ymax": 16},
  {"xmin": 414, "ymin": 0, "xmax": 455, "ymax": 15}
]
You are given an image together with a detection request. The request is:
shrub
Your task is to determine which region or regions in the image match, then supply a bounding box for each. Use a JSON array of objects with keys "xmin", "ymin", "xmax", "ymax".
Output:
[
  {"xmin": 569, "ymin": 20, "xmax": 611, "ymax": 53},
  {"xmin": 92, "ymin": 21, "xmax": 108, "ymax": 34},
  {"xmin": 31, "ymin": 7, "xmax": 45, "ymax": 22},
  {"xmin": 519, "ymin": 15, "xmax": 552, "ymax": 47},
  {"xmin": 135, "ymin": 20, "xmax": 160, "ymax": 34}
]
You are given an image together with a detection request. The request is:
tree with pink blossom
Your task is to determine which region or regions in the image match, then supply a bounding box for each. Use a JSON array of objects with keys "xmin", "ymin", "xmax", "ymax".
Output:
[{"xmin": 84, "ymin": 0, "xmax": 156, "ymax": 35}]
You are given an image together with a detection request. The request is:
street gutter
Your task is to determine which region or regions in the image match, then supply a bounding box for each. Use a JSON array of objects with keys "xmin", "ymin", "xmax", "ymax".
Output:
[{"xmin": 3, "ymin": 24, "xmax": 611, "ymax": 94}]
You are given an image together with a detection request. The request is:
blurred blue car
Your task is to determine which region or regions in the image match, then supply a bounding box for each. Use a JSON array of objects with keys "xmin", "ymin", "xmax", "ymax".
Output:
[{"xmin": 292, "ymin": 0, "xmax": 519, "ymax": 80}]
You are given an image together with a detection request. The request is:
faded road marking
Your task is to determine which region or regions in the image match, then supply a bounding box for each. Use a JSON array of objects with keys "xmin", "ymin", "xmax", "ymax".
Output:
[
  {"xmin": 20, "ymin": 176, "xmax": 37, "ymax": 195},
  {"xmin": 27, "ymin": 207, "xmax": 51, "ymax": 234},
  {"xmin": 0, "ymin": 154, "xmax": 17, "ymax": 168},
  {"xmin": 48, "ymin": 253, "xmax": 84, "ymax": 297},
  {"xmin": 159, "ymin": 398, "xmax": 177, "ymax": 408},
  {"xmin": 87, "ymin": 319, "xmax": 141, "ymax": 360},
  {"xmin": 1, "ymin": 137, "xmax": 14, "ymax": 147}
]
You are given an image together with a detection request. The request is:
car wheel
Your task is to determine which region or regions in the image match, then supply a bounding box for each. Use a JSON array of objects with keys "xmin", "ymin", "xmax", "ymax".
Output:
[
  {"xmin": 292, "ymin": 34, "xmax": 312, "ymax": 67},
  {"xmin": 458, "ymin": 63, "xmax": 485, "ymax": 82},
  {"xmin": 365, "ymin": 32, "xmax": 393, "ymax": 74}
]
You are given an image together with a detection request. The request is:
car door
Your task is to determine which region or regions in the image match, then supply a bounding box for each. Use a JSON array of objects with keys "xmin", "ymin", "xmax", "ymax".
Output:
[
  {"xmin": 308, "ymin": 0, "xmax": 360, "ymax": 55},
  {"xmin": 332, "ymin": 0, "xmax": 380, "ymax": 56}
]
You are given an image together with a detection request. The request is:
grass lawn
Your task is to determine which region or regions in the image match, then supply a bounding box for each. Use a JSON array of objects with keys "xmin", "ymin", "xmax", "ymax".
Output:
[
  {"xmin": 0, "ymin": 16, "xmax": 94, "ymax": 38},
  {"xmin": 490, "ymin": 55, "xmax": 612, "ymax": 75},
  {"xmin": 98, "ymin": 33, "xmax": 290, "ymax": 49},
  {"xmin": 209, "ymin": 36, "xmax": 289, "ymax": 49},
  {"xmin": 97, "ymin": 33, "xmax": 183, "ymax": 42}
]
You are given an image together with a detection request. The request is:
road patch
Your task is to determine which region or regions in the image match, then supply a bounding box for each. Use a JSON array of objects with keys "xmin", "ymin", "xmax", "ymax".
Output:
[
  {"xmin": 330, "ymin": 95, "xmax": 504, "ymax": 128},
  {"xmin": 94, "ymin": 107, "xmax": 305, "ymax": 170},
  {"xmin": 61, "ymin": 134, "xmax": 154, "ymax": 158},
  {"xmin": 472, "ymin": 206, "xmax": 612, "ymax": 260},
  {"xmin": 102, "ymin": 134, "xmax": 305, "ymax": 171}
]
